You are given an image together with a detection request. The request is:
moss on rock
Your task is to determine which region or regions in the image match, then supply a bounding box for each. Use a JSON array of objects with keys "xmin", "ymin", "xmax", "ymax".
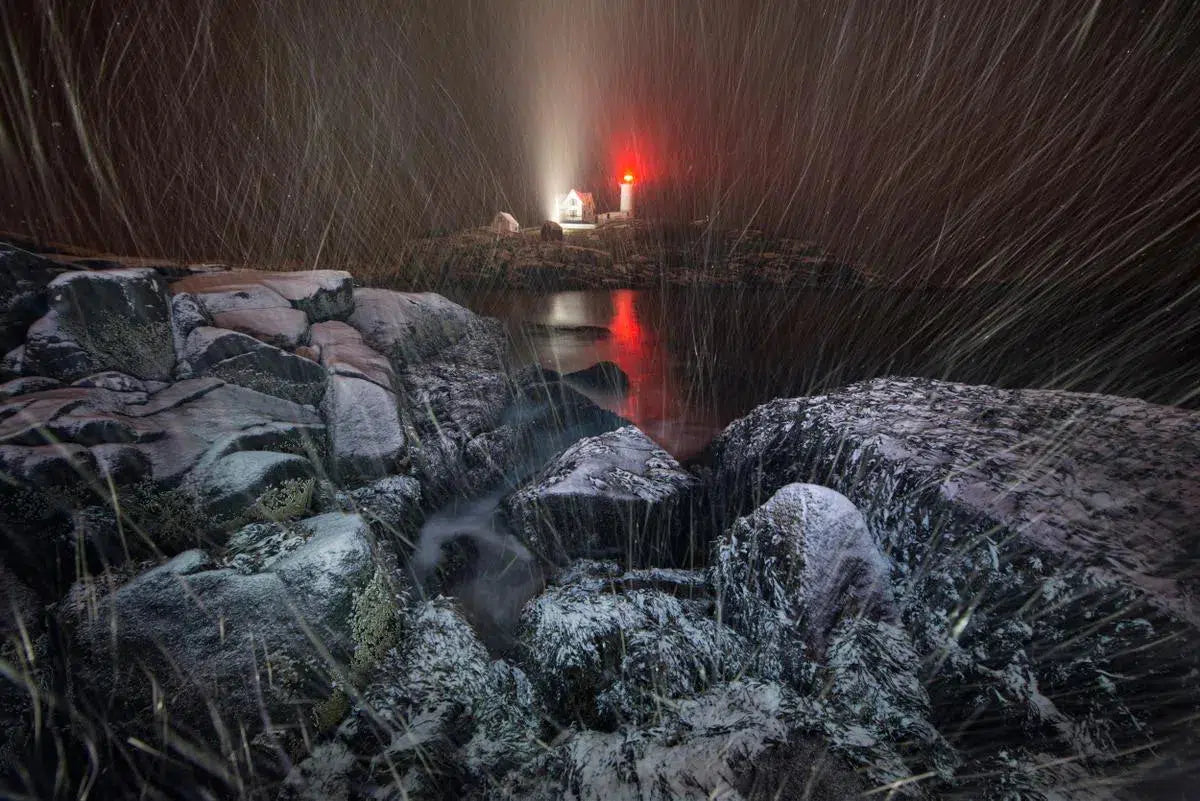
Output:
[
  {"xmin": 252, "ymin": 477, "xmax": 315, "ymax": 523},
  {"xmin": 70, "ymin": 312, "xmax": 174, "ymax": 382},
  {"xmin": 207, "ymin": 361, "xmax": 325, "ymax": 406}
]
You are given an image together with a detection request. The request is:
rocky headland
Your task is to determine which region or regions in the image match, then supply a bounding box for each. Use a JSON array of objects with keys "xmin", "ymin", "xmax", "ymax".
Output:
[
  {"xmin": 0, "ymin": 240, "xmax": 1197, "ymax": 800},
  {"xmin": 389, "ymin": 219, "xmax": 870, "ymax": 290}
]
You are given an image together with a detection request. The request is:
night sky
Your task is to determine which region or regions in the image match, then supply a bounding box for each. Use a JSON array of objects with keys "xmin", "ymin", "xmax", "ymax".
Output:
[{"xmin": 1, "ymin": 0, "xmax": 1198, "ymax": 284}]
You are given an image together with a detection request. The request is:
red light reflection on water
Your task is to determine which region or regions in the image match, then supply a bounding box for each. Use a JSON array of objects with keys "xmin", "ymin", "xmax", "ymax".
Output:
[
  {"xmin": 607, "ymin": 289, "xmax": 649, "ymax": 420},
  {"xmin": 470, "ymin": 289, "xmax": 722, "ymax": 460},
  {"xmin": 607, "ymin": 289, "xmax": 681, "ymax": 442}
]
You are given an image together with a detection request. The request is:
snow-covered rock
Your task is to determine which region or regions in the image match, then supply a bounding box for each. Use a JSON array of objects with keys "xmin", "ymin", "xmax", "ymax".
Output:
[
  {"xmin": 66, "ymin": 513, "xmax": 375, "ymax": 754},
  {"xmin": 282, "ymin": 598, "xmax": 540, "ymax": 799},
  {"xmin": 0, "ymin": 245, "xmax": 68, "ymax": 354},
  {"xmin": 348, "ymin": 288, "xmax": 485, "ymax": 366},
  {"xmin": 168, "ymin": 292, "xmax": 209, "ymax": 372},
  {"xmin": 171, "ymin": 268, "xmax": 355, "ymax": 322},
  {"xmin": 563, "ymin": 360, "xmax": 629, "ymax": 394},
  {"xmin": 519, "ymin": 560, "xmax": 745, "ymax": 728},
  {"xmin": 706, "ymin": 377, "xmax": 1200, "ymax": 624},
  {"xmin": 309, "ymin": 320, "xmax": 395, "ymax": 390},
  {"xmin": 203, "ymin": 346, "xmax": 327, "ymax": 405},
  {"xmin": 181, "ymin": 326, "xmax": 265, "ymax": 373},
  {"xmin": 504, "ymin": 426, "xmax": 699, "ymax": 567},
  {"xmin": 0, "ymin": 442, "xmax": 98, "ymax": 487},
  {"xmin": 0, "ymin": 379, "xmax": 324, "ymax": 587},
  {"xmin": 195, "ymin": 449, "xmax": 315, "ymax": 527},
  {"xmin": 705, "ymin": 377, "xmax": 1200, "ymax": 793},
  {"xmin": 713, "ymin": 483, "xmax": 894, "ymax": 658},
  {"xmin": 0, "ymin": 375, "xmax": 61, "ymax": 399},
  {"xmin": 321, "ymin": 374, "xmax": 406, "ymax": 484},
  {"xmin": 493, "ymin": 679, "xmax": 868, "ymax": 801},
  {"xmin": 455, "ymin": 371, "xmax": 627, "ymax": 494},
  {"xmin": 211, "ymin": 306, "xmax": 309, "ymax": 349},
  {"xmin": 25, "ymin": 269, "xmax": 175, "ymax": 381},
  {"xmin": 70, "ymin": 370, "xmax": 148, "ymax": 394},
  {"xmin": 182, "ymin": 326, "xmax": 326, "ymax": 404},
  {"xmin": 333, "ymin": 474, "xmax": 423, "ymax": 544}
]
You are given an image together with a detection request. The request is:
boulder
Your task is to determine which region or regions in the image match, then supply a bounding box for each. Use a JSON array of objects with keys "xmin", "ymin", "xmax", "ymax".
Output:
[
  {"xmin": 309, "ymin": 320, "xmax": 395, "ymax": 390},
  {"xmin": 0, "ymin": 378, "xmax": 323, "ymax": 486},
  {"xmin": 266, "ymin": 512, "xmax": 376, "ymax": 630},
  {"xmin": 168, "ymin": 292, "xmax": 209, "ymax": 371},
  {"xmin": 402, "ymin": 362, "xmax": 511, "ymax": 469},
  {"xmin": 257, "ymin": 270, "xmax": 355, "ymax": 321},
  {"xmin": 337, "ymin": 290, "xmax": 511, "ymax": 498},
  {"xmin": 172, "ymin": 269, "xmax": 355, "ymax": 322},
  {"xmin": 90, "ymin": 442, "xmax": 152, "ymax": 484},
  {"xmin": 0, "ymin": 442, "xmax": 98, "ymax": 487},
  {"xmin": 704, "ymin": 377, "xmax": 1200, "ymax": 787},
  {"xmin": 705, "ymin": 377, "xmax": 1200, "ymax": 625},
  {"xmin": 189, "ymin": 283, "xmax": 291, "ymax": 316},
  {"xmin": 67, "ymin": 512, "xmax": 375, "ymax": 754},
  {"xmin": 0, "ymin": 245, "xmax": 69, "ymax": 353},
  {"xmin": 0, "ymin": 375, "xmax": 61, "ymax": 399},
  {"xmin": 204, "ymin": 348, "xmax": 327, "ymax": 406},
  {"xmin": 504, "ymin": 426, "xmax": 699, "ymax": 567},
  {"xmin": 71, "ymin": 371, "xmax": 147, "ymax": 393},
  {"xmin": 333, "ymin": 474, "xmax": 422, "ymax": 543},
  {"xmin": 564, "ymin": 360, "xmax": 630, "ymax": 394},
  {"xmin": 713, "ymin": 483, "xmax": 894, "ymax": 657},
  {"xmin": 814, "ymin": 617, "xmax": 957, "ymax": 787},
  {"xmin": 495, "ymin": 680, "xmax": 867, "ymax": 801},
  {"xmin": 210, "ymin": 307, "xmax": 309, "ymax": 349},
  {"xmin": 0, "ymin": 377, "xmax": 326, "ymax": 592},
  {"xmin": 519, "ymin": 561, "xmax": 745, "ymax": 728},
  {"xmin": 24, "ymin": 268, "xmax": 175, "ymax": 381},
  {"xmin": 196, "ymin": 450, "xmax": 315, "ymax": 527},
  {"xmin": 0, "ymin": 345, "xmax": 26, "ymax": 378},
  {"xmin": 0, "ymin": 563, "xmax": 42, "ymax": 774},
  {"xmin": 224, "ymin": 513, "xmax": 371, "ymax": 579},
  {"xmin": 281, "ymin": 598, "xmax": 540, "ymax": 800},
  {"xmin": 540, "ymin": 220, "xmax": 563, "ymax": 241},
  {"xmin": 181, "ymin": 326, "xmax": 267, "ymax": 374},
  {"xmin": 347, "ymin": 289, "xmax": 492, "ymax": 367},
  {"xmin": 0, "ymin": 385, "xmax": 137, "ymax": 445},
  {"xmin": 123, "ymin": 380, "xmax": 324, "ymax": 485},
  {"xmin": 182, "ymin": 326, "xmax": 326, "ymax": 404},
  {"xmin": 321, "ymin": 374, "xmax": 406, "ymax": 484},
  {"xmin": 516, "ymin": 577, "xmax": 951, "ymax": 797}
]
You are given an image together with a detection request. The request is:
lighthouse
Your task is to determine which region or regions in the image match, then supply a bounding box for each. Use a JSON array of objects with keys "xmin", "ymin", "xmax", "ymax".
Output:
[
  {"xmin": 568, "ymin": 171, "xmax": 637, "ymax": 226},
  {"xmin": 620, "ymin": 172, "xmax": 635, "ymax": 215}
]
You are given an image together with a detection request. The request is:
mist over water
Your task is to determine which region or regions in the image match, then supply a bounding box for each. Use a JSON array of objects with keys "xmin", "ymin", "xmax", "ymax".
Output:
[{"xmin": 410, "ymin": 490, "xmax": 542, "ymax": 651}]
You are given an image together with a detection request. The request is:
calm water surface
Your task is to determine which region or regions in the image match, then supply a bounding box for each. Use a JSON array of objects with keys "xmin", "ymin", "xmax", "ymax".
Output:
[{"xmin": 451, "ymin": 286, "xmax": 1196, "ymax": 460}]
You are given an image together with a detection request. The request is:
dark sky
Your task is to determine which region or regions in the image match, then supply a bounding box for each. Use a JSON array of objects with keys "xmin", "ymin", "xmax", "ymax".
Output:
[{"xmin": 1, "ymin": 0, "xmax": 1198, "ymax": 284}]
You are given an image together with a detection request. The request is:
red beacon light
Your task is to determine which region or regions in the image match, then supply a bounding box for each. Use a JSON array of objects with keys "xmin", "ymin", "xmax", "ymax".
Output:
[{"xmin": 623, "ymin": 172, "xmax": 634, "ymax": 184}]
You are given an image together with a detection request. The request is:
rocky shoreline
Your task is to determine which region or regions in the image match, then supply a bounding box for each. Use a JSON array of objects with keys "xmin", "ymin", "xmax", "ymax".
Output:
[
  {"xmin": 390, "ymin": 220, "xmax": 870, "ymax": 290},
  {"xmin": 0, "ymin": 241, "xmax": 1197, "ymax": 799}
]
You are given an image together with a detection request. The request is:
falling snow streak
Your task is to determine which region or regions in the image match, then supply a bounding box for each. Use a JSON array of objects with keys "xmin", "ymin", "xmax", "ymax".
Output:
[{"xmin": 0, "ymin": 1, "xmax": 1196, "ymax": 290}]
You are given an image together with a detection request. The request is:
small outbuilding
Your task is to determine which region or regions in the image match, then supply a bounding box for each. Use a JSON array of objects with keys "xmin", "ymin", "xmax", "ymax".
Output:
[{"xmin": 491, "ymin": 211, "xmax": 520, "ymax": 233}]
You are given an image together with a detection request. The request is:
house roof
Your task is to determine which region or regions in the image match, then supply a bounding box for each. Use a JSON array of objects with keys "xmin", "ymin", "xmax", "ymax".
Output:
[{"xmin": 560, "ymin": 189, "xmax": 595, "ymax": 207}]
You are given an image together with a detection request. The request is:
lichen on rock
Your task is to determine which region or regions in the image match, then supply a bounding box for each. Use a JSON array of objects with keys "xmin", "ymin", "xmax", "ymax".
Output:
[{"xmin": 26, "ymin": 269, "xmax": 176, "ymax": 381}]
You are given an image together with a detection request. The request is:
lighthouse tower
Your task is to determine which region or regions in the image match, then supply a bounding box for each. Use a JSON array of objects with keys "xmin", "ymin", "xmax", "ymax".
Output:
[{"xmin": 619, "ymin": 172, "xmax": 635, "ymax": 215}]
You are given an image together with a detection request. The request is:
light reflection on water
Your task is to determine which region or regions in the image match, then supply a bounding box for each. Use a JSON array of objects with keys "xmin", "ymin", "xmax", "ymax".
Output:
[
  {"xmin": 466, "ymin": 289, "xmax": 723, "ymax": 460},
  {"xmin": 452, "ymin": 284, "xmax": 1196, "ymax": 462}
]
